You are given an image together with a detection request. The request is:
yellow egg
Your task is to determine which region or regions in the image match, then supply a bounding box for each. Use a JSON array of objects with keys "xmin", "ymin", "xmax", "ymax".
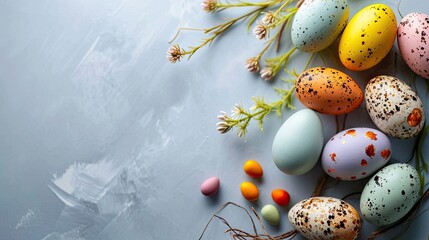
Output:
[
  {"xmin": 243, "ymin": 160, "xmax": 263, "ymax": 178},
  {"xmin": 240, "ymin": 182, "xmax": 259, "ymax": 201},
  {"xmin": 339, "ymin": 4, "xmax": 397, "ymax": 71}
]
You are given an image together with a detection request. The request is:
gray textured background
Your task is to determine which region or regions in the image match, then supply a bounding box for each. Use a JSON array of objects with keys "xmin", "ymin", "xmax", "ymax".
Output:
[{"xmin": 0, "ymin": 0, "xmax": 428, "ymax": 239}]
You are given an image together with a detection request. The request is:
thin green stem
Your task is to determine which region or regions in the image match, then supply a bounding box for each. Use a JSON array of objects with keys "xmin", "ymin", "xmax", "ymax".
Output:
[{"xmin": 417, "ymin": 124, "xmax": 429, "ymax": 194}]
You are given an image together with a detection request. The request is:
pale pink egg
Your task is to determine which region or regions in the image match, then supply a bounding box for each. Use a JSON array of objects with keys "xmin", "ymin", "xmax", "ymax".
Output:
[
  {"xmin": 397, "ymin": 13, "xmax": 429, "ymax": 79},
  {"xmin": 200, "ymin": 177, "xmax": 220, "ymax": 196}
]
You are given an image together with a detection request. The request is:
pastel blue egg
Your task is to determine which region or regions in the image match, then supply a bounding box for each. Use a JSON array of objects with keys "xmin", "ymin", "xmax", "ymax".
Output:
[
  {"xmin": 272, "ymin": 109, "xmax": 324, "ymax": 175},
  {"xmin": 291, "ymin": 0, "xmax": 350, "ymax": 52}
]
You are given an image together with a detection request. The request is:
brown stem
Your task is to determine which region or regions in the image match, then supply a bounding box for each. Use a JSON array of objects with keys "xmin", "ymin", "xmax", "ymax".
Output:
[
  {"xmin": 341, "ymin": 113, "xmax": 348, "ymax": 131},
  {"xmin": 335, "ymin": 115, "xmax": 340, "ymax": 133},
  {"xmin": 367, "ymin": 188, "xmax": 429, "ymax": 240},
  {"xmin": 295, "ymin": 0, "xmax": 305, "ymax": 8},
  {"xmin": 276, "ymin": 20, "xmax": 289, "ymax": 53},
  {"xmin": 312, "ymin": 172, "xmax": 328, "ymax": 197}
]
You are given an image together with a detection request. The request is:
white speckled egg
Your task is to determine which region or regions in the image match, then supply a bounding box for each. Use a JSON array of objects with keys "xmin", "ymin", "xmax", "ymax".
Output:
[
  {"xmin": 365, "ymin": 76, "xmax": 425, "ymax": 139},
  {"xmin": 272, "ymin": 109, "xmax": 324, "ymax": 175},
  {"xmin": 398, "ymin": 13, "xmax": 429, "ymax": 79},
  {"xmin": 322, "ymin": 128, "xmax": 391, "ymax": 181},
  {"xmin": 291, "ymin": 0, "xmax": 349, "ymax": 52},
  {"xmin": 360, "ymin": 163, "xmax": 420, "ymax": 226},
  {"xmin": 289, "ymin": 197, "xmax": 361, "ymax": 240}
]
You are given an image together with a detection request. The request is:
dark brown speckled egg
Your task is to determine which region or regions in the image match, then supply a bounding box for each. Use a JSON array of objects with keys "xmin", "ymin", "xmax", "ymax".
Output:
[
  {"xmin": 288, "ymin": 197, "xmax": 361, "ymax": 240},
  {"xmin": 295, "ymin": 67, "xmax": 363, "ymax": 115},
  {"xmin": 365, "ymin": 75, "xmax": 425, "ymax": 139}
]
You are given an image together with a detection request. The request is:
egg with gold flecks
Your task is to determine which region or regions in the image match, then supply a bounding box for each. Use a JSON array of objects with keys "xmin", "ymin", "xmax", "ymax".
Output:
[{"xmin": 321, "ymin": 128, "xmax": 391, "ymax": 181}]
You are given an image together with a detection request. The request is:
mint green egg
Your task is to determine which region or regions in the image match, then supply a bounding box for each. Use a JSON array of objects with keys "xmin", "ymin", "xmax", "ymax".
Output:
[
  {"xmin": 360, "ymin": 163, "xmax": 420, "ymax": 226},
  {"xmin": 272, "ymin": 109, "xmax": 324, "ymax": 175},
  {"xmin": 261, "ymin": 204, "xmax": 280, "ymax": 225}
]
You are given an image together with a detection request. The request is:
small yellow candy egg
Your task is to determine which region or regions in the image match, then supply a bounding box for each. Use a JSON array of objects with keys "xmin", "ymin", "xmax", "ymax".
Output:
[
  {"xmin": 243, "ymin": 160, "xmax": 263, "ymax": 178},
  {"xmin": 240, "ymin": 182, "xmax": 259, "ymax": 202}
]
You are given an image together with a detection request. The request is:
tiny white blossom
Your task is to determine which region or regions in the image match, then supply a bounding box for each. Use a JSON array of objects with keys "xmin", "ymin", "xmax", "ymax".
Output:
[
  {"xmin": 202, "ymin": 0, "xmax": 217, "ymax": 13},
  {"xmin": 262, "ymin": 12, "xmax": 275, "ymax": 25},
  {"xmin": 253, "ymin": 23, "xmax": 268, "ymax": 40},
  {"xmin": 260, "ymin": 68, "xmax": 273, "ymax": 81},
  {"xmin": 167, "ymin": 45, "xmax": 183, "ymax": 63},
  {"xmin": 245, "ymin": 57, "xmax": 260, "ymax": 72}
]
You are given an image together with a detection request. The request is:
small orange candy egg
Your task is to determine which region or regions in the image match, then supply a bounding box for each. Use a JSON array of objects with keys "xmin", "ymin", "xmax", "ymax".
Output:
[
  {"xmin": 243, "ymin": 160, "xmax": 263, "ymax": 178},
  {"xmin": 271, "ymin": 189, "xmax": 290, "ymax": 206},
  {"xmin": 240, "ymin": 182, "xmax": 259, "ymax": 201}
]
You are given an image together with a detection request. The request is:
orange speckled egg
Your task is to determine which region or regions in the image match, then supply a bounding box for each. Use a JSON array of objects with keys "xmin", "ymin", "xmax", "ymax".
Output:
[
  {"xmin": 240, "ymin": 182, "xmax": 259, "ymax": 201},
  {"xmin": 243, "ymin": 160, "xmax": 263, "ymax": 178},
  {"xmin": 295, "ymin": 67, "xmax": 363, "ymax": 115}
]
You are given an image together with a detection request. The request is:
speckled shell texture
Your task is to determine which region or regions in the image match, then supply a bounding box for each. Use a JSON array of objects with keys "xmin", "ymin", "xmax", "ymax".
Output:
[
  {"xmin": 322, "ymin": 128, "xmax": 391, "ymax": 181},
  {"xmin": 365, "ymin": 76, "xmax": 425, "ymax": 139},
  {"xmin": 295, "ymin": 67, "xmax": 363, "ymax": 115},
  {"xmin": 397, "ymin": 12, "xmax": 429, "ymax": 79},
  {"xmin": 291, "ymin": 0, "xmax": 349, "ymax": 52},
  {"xmin": 360, "ymin": 163, "xmax": 420, "ymax": 226},
  {"xmin": 339, "ymin": 4, "xmax": 397, "ymax": 71},
  {"xmin": 288, "ymin": 197, "xmax": 361, "ymax": 240}
]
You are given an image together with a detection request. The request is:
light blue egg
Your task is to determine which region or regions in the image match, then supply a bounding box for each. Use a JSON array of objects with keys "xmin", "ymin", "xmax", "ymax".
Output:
[
  {"xmin": 291, "ymin": 0, "xmax": 350, "ymax": 52},
  {"xmin": 360, "ymin": 163, "xmax": 420, "ymax": 226},
  {"xmin": 272, "ymin": 109, "xmax": 323, "ymax": 175}
]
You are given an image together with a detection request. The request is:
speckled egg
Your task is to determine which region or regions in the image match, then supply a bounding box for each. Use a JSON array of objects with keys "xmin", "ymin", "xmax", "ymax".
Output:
[
  {"xmin": 365, "ymin": 76, "xmax": 425, "ymax": 139},
  {"xmin": 322, "ymin": 128, "xmax": 391, "ymax": 181},
  {"xmin": 289, "ymin": 197, "xmax": 361, "ymax": 240},
  {"xmin": 295, "ymin": 67, "xmax": 363, "ymax": 115},
  {"xmin": 360, "ymin": 163, "xmax": 420, "ymax": 226},
  {"xmin": 339, "ymin": 4, "xmax": 397, "ymax": 71},
  {"xmin": 272, "ymin": 109, "xmax": 324, "ymax": 175},
  {"xmin": 397, "ymin": 13, "xmax": 429, "ymax": 79},
  {"xmin": 291, "ymin": 0, "xmax": 349, "ymax": 52}
]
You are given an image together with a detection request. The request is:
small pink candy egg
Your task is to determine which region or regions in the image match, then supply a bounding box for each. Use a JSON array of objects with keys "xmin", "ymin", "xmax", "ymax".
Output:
[{"xmin": 200, "ymin": 177, "xmax": 220, "ymax": 196}]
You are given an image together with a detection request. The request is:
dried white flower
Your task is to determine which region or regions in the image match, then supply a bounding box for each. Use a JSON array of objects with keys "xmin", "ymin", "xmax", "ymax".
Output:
[
  {"xmin": 216, "ymin": 121, "xmax": 231, "ymax": 134},
  {"xmin": 202, "ymin": 0, "xmax": 217, "ymax": 13},
  {"xmin": 245, "ymin": 57, "xmax": 260, "ymax": 73},
  {"xmin": 260, "ymin": 67, "xmax": 273, "ymax": 81},
  {"xmin": 167, "ymin": 44, "xmax": 183, "ymax": 63},
  {"xmin": 262, "ymin": 12, "xmax": 275, "ymax": 25},
  {"xmin": 231, "ymin": 104, "xmax": 244, "ymax": 119},
  {"xmin": 236, "ymin": 128, "xmax": 246, "ymax": 138},
  {"xmin": 253, "ymin": 23, "xmax": 268, "ymax": 40}
]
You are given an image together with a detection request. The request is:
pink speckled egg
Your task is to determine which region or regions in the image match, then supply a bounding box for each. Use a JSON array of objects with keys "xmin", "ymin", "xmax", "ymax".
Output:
[
  {"xmin": 397, "ymin": 13, "xmax": 429, "ymax": 79},
  {"xmin": 200, "ymin": 177, "xmax": 220, "ymax": 196},
  {"xmin": 321, "ymin": 128, "xmax": 392, "ymax": 181}
]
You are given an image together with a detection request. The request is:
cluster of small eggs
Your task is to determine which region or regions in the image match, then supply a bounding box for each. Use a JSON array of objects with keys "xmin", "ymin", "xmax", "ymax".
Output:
[{"xmin": 201, "ymin": 160, "xmax": 291, "ymax": 225}]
